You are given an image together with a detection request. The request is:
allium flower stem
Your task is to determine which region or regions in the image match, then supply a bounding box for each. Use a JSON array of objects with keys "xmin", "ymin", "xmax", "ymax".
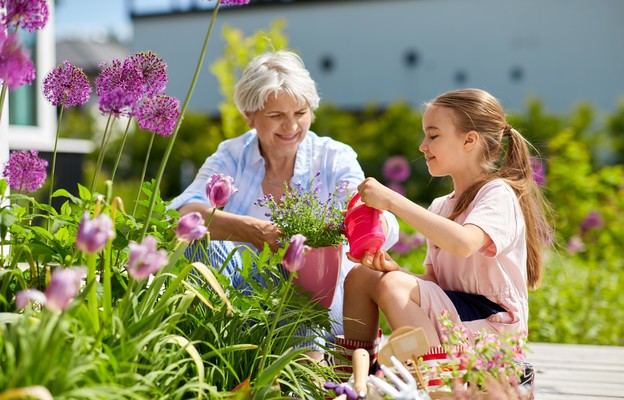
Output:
[
  {"xmin": 47, "ymin": 104, "xmax": 64, "ymax": 214},
  {"xmin": 140, "ymin": 0, "xmax": 221, "ymax": 239},
  {"xmin": 133, "ymin": 132, "xmax": 155, "ymax": 216},
  {"xmin": 110, "ymin": 117, "xmax": 133, "ymax": 183},
  {"xmin": 90, "ymin": 114, "xmax": 113, "ymax": 194},
  {"xmin": 0, "ymin": 85, "xmax": 6, "ymax": 124}
]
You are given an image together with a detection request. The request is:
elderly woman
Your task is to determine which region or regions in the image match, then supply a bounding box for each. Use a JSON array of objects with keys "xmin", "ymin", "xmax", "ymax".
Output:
[{"xmin": 169, "ymin": 50, "xmax": 398, "ymax": 342}]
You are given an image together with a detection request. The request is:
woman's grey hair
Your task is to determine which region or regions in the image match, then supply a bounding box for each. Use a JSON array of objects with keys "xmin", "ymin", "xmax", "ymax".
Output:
[{"xmin": 234, "ymin": 50, "xmax": 320, "ymax": 116}]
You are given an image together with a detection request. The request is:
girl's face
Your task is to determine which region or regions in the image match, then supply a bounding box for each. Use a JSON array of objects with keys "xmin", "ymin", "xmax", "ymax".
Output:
[
  {"xmin": 419, "ymin": 105, "xmax": 470, "ymax": 177},
  {"xmin": 246, "ymin": 91, "xmax": 312, "ymax": 158}
]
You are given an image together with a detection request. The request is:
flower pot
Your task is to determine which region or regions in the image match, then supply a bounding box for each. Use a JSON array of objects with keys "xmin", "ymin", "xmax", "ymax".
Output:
[{"xmin": 292, "ymin": 244, "xmax": 342, "ymax": 308}]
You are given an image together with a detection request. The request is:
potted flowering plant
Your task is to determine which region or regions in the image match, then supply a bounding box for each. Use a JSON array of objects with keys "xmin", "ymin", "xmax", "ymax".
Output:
[
  {"xmin": 256, "ymin": 172, "xmax": 350, "ymax": 307},
  {"xmin": 256, "ymin": 172, "xmax": 349, "ymax": 249}
]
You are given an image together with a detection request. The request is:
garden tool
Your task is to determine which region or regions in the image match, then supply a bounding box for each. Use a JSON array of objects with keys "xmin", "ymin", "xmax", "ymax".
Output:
[
  {"xmin": 377, "ymin": 326, "xmax": 430, "ymax": 391},
  {"xmin": 352, "ymin": 348, "xmax": 370, "ymax": 398}
]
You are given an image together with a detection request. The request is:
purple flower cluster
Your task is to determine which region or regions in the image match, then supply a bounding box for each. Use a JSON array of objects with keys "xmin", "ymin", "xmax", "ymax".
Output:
[
  {"xmin": 382, "ymin": 155, "xmax": 411, "ymax": 196},
  {"xmin": 136, "ymin": 94, "xmax": 180, "ymax": 137},
  {"xmin": 128, "ymin": 51, "xmax": 168, "ymax": 98},
  {"xmin": 0, "ymin": 29, "xmax": 35, "ymax": 90},
  {"xmin": 2, "ymin": 150, "xmax": 47, "ymax": 192},
  {"xmin": 530, "ymin": 156, "xmax": 546, "ymax": 186},
  {"xmin": 390, "ymin": 231, "xmax": 425, "ymax": 254},
  {"xmin": 0, "ymin": 0, "xmax": 49, "ymax": 32},
  {"xmin": 95, "ymin": 58, "xmax": 144, "ymax": 117},
  {"xmin": 42, "ymin": 60, "xmax": 92, "ymax": 107}
]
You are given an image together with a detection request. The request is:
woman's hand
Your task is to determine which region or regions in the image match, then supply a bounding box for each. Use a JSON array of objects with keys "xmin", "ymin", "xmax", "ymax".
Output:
[
  {"xmin": 347, "ymin": 249, "xmax": 399, "ymax": 272},
  {"xmin": 357, "ymin": 177, "xmax": 398, "ymax": 211},
  {"xmin": 247, "ymin": 218, "xmax": 282, "ymax": 253}
]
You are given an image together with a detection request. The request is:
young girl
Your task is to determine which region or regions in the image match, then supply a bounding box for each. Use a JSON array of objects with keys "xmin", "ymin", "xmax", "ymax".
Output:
[{"xmin": 337, "ymin": 88, "xmax": 551, "ymax": 363}]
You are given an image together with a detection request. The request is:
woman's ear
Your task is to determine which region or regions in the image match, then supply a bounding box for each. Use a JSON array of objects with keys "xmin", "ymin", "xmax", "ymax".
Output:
[
  {"xmin": 244, "ymin": 112, "xmax": 255, "ymax": 128},
  {"xmin": 463, "ymin": 130, "xmax": 479, "ymax": 150}
]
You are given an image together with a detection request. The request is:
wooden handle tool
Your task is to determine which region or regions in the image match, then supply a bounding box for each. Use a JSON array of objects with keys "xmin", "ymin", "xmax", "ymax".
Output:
[{"xmin": 352, "ymin": 348, "xmax": 369, "ymax": 399}]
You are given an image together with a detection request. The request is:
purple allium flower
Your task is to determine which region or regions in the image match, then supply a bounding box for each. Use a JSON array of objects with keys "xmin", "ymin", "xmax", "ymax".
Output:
[
  {"xmin": 127, "ymin": 235, "xmax": 169, "ymax": 280},
  {"xmin": 76, "ymin": 212, "xmax": 115, "ymax": 254},
  {"xmin": 382, "ymin": 155, "xmax": 411, "ymax": 183},
  {"xmin": 283, "ymin": 234, "xmax": 310, "ymax": 273},
  {"xmin": 127, "ymin": 51, "xmax": 168, "ymax": 98},
  {"xmin": 206, "ymin": 173, "xmax": 238, "ymax": 209},
  {"xmin": 136, "ymin": 94, "xmax": 180, "ymax": 137},
  {"xmin": 580, "ymin": 210, "xmax": 604, "ymax": 234},
  {"xmin": 16, "ymin": 288, "xmax": 46, "ymax": 310},
  {"xmin": 530, "ymin": 156, "xmax": 546, "ymax": 186},
  {"xmin": 221, "ymin": 0, "xmax": 251, "ymax": 5},
  {"xmin": 0, "ymin": 0, "xmax": 49, "ymax": 32},
  {"xmin": 0, "ymin": 30, "xmax": 35, "ymax": 90},
  {"xmin": 176, "ymin": 212, "xmax": 208, "ymax": 242},
  {"xmin": 2, "ymin": 150, "xmax": 47, "ymax": 192},
  {"xmin": 387, "ymin": 181, "xmax": 406, "ymax": 196},
  {"xmin": 42, "ymin": 60, "xmax": 92, "ymax": 107},
  {"xmin": 44, "ymin": 267, "xmax": 86, "ymax": 312},
  {"xmin": 566, "ymin": 235, "xmax": 585, "ymax": 255},
  {"xmin": 95, "ymin": 58, "xmax": 144, "ymax": 117}
]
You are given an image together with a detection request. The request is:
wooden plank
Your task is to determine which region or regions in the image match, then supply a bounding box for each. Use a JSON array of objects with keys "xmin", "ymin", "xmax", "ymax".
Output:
[{"xmin": 526, "ymin": 342, "xmax": 624, "ymax": 399}]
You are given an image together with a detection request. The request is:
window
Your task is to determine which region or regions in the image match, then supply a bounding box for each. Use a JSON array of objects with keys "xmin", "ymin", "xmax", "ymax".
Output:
[{"xmin": 8, "ymin": 30, "xmax": 38, "ymax": 127}]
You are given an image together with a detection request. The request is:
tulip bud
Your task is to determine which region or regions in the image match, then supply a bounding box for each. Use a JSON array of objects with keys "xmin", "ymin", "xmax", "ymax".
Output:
[
  {"xmin": 127, "ymin": 236, "xmax": 169, "ymax": 280},
  {"xmin": 283, "ymin": 234, "xmax": 310, "ymax": 273},
  {"xmin": 76, "ymin": 212, "xmax": 115, "ymax": 254},
  {"xmin": 206, "ymin": 173, "xmax": 238, "ymax": 209},
  {"xmin": 45, "ymin": 267, "xmax": 86, "ymax": 312},
  {"xmin": 16, "ymin": 289, "xmax": 47, "ymax": 310},
  {"xmin": 176, "ymin": 212, "xmax": 208, "ymax": 242}
]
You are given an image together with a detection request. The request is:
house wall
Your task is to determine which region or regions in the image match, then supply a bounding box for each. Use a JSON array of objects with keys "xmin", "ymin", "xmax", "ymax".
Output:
[{"xmin": 131, "ymin": 0, "xmax": 624, "ymax": 115}]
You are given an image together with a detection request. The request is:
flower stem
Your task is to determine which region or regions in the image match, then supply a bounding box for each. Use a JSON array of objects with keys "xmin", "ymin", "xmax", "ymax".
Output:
[
  {"xmin": 90, "ymin": 114, "xmax": 114, "ymax": 194},
  {"xmin": 86, "ymin": 252, "xmax": 100, "ymax": 331},
  {"xmin": 0, "ymin": 84, "xmax": 7, "ymax": 125},
  {"xmin": 133, "ymin": 132, "xmax": 155, "ymax": 216},
  {"xmin": 110, "ymin": 117, "xmax": 133, "ymax": 183},
  {"xmin": 257, "ymin": 273, "xmax": 294, "ymax": 375},
  {"xmin": 47, "ymin": 104, "xmax": 65, "ymax": 217},
  {"xmin": 139, "ymin": 0, "xmax": 221, "ymax": 239}
]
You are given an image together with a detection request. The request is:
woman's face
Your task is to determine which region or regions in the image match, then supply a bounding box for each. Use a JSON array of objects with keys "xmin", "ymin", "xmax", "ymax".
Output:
[{"xmin": 247, "ymin": 91, "xmax": 312, "ymax": 156}]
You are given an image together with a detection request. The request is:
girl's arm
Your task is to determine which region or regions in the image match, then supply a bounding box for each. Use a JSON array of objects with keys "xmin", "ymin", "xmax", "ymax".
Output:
[{"xmin": 358, "ymin": 178, "xmax": 489, "ymax": 258}]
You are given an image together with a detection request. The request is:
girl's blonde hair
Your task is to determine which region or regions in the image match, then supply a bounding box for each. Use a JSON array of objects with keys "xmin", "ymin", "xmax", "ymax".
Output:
[{"xmin": 427, "ymin": 88, "xmax": 551, "ymax": 289}]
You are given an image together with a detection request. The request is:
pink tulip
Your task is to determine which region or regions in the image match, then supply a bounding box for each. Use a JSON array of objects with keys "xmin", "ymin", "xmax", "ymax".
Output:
[
  {"xmin": 206, "ymin": 173, "xmax": 238, "ymax": 209},
  {"xmin": 283, "ymin": 234, "xmax": 310, "ymax": 273},
  {"xmin": 127, "ymin": 236, "xmax": 169, "ymax": 280},
  {"xmin": 16, "ymin": 267, "xmax": 86, "ymax": 312},
  {"xmin": 45, "ymin": 267, "xmax": 86, "ymax": 312},
  {"xmin": 76, "ymin": 212, "xmax": 115, "ymax": 254},
  {"xmin": 176, "ymin": 212, "xmax": 208, "ymax": 242},
  {"xmin": 16, "ymin": 289, "xmax": 46, "ymax": 310}
]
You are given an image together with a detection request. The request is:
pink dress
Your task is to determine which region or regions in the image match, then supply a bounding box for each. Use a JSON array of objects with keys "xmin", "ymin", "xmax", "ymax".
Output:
[{"xmin": 418, "ymin": 179, "xmax": 529, "ymax": 336}]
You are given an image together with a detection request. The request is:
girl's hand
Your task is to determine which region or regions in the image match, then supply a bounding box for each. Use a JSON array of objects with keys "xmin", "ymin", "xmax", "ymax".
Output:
[
  {"xmin": 350, "ymin": 249, "xmax": 400, "ymax": 272},
  {"xmin": 357, "ymin": 177, "xmax": 398, "ymax": 211}
]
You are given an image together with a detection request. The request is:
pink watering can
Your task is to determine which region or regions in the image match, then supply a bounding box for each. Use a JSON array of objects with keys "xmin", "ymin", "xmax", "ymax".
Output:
[{"xmin": 343, "ymin": 193, "xmax": 386, "ymax": 259}]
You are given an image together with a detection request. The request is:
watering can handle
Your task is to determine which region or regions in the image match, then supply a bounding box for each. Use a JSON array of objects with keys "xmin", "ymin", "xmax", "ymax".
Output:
[{"xmin": 347, "ymin": 193, "xmax": 361, "ymax": 210}]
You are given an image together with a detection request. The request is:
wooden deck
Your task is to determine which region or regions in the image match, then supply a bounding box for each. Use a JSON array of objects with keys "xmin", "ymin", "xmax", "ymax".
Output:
[{"xmin": 527, "ymin": 342, "xmax": 624, "ymax": 399}]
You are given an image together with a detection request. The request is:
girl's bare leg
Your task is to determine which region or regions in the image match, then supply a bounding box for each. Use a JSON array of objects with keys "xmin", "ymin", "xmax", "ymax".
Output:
[{"xmin": 343, "ymin": 266, "xmax": 440, "ymax": 346}]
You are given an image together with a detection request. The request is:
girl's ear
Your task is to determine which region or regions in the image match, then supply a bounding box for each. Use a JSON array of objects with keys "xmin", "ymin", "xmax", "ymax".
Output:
[{"xmin": 463, "ymin": 130, "xmax": 480, "ymax": 150}]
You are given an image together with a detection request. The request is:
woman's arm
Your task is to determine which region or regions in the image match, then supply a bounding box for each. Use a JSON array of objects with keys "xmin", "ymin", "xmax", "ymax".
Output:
[{"xmin": 178, "ymin": 203, "xmax": 281, "ymax": 252}]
